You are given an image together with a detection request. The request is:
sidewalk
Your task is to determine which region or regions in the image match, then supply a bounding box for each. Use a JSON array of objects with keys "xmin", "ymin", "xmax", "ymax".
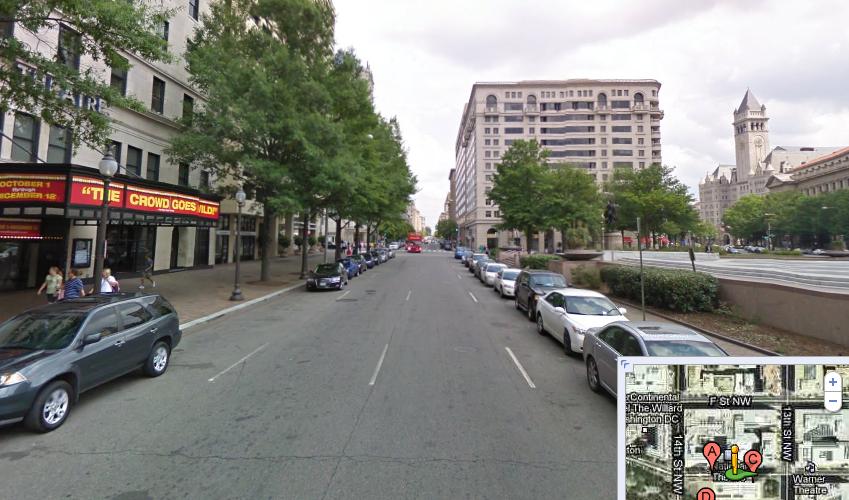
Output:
[{"xmin": 0, "ymin": 252, "xmax": 330, "ymax": 324}]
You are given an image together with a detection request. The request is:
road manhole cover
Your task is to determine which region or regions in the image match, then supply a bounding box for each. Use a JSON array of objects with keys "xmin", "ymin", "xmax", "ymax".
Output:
[
  {"xmin": 453, "ymin": 346, "xmax": 478, "ymax": 353},
  {"xmin": 365, "ymin": 290, "xmax": 377, "ymax": 294}
]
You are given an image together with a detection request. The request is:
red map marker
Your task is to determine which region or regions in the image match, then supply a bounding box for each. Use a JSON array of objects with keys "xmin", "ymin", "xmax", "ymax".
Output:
[
  {"xmin": 703, "ymin": 441, "xmax": 721, "ymax": 470},
  {"xmin": 744, "ymin": 450, "xmax": 763, "ymax": 473},
  {"xmin": 697, "ymin": 487, "xmax": 716, "ymax": 500}
]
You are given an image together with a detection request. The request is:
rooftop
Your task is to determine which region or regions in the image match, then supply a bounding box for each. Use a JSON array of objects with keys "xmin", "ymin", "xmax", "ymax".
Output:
[{"xmin": 788, "ymin": 146, "xmax": 849, "ymax": 172}]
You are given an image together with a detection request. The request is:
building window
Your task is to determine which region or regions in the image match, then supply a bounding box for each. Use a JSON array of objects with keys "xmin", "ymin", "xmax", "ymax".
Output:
[
  {"xmin": 529, "ymin": 128, "xmax": 535, "ymax": 134},
  {"xmin": 637, "ymin": 138, "xmax": 644, "ymax": 145},
  {"xmin": 158, "ymin": 20, "xmax": 170, "ymax": 42},
  {"xmin": 46, "ymin": 126, "xmax": 71, "ymax": 163},
  {"xmin": 110, "ymin": 58, "xmax": 128, "ymax": 96},
  {"xmin": 493, "ymin": 128, "xmax": 499, "ymax": 134},
  {"xmin": 146, "ymin": 153, "xmax": 160, "ymax": 181},
  {"xmin": 486, "ymin": 95, "xmax": 498, "ymax": 111},
  {"xmin": 528, "ymin": 116, "xmax": 535, "ymax": 123},
  {"xmin": 11, "ymin": 113, "xmax": 37, "ymax": 162},
  {"xmin": 611, "ymin": 126, "xmax": 631, "ymax": 133},
  {"xmin": 601, "ymin": 150, "xmax": 607, "ymax": 157},
  {"xmin": 494, "ymin": 211, "xmax": 500, "ymax": 217},
  {"xmin": 484, "ymin": 128, "xmax": 490, "ymax": 134},
  {"xmin": 188, "ymin": 0, "xmax": 200, "ymax": 20},
  {"xmin": 612, "ymin": 138, "xmax": 632, "ymax": 144},
  {"xmin": 151, "ymin": 77, "xmax": 165, "ymax": 113},
  {"xmin": 126, "ymin": 146, "xmax": 142, "ymax": 176},
  {"xmin": 111, "ymin": 140, "xmax": 123, "ymax": 164},
  {"xmin": 178, "ymin": 163, "xmax": 190, "ymax": 186},
  {"xmin": 182, "ymin": 94, "xmax": 194, "ymax": 123},
  {"xmin": 485, "ymin": 151, "xmax": 491, "ymax": 158},
  {"xmin": 485, "ymin": 162, "xmax": 491, "ymax": 169},
  {"xmin": 493, "ymin": 139, "xmax": 499, "ymax": 145},
  {"xmin": 600, "ymin": 126, "xmax": 606, "ymax": 133},
  {"xmin": 200, "ymin": 170, "xmax": 210, "ymax": 191},
  {"xmin": 0, "ymin": 18, "xmax": 13, "ymax": 38},
  {"xmin": 638, "ymin": 150, "xmax": 645, "ymax": 157},
  {"xmin": 484, "ymin": 139, "xmax": 490, "ymax": 146},
  {"xmin": 57, "ymin": 25, "xmax": 81, "ymax": 71},
  {"xmin": 485, "ymin": 211, "xmax": 492, "ymax": 218},
  {"xmin": 504, "ymin": 127, "xmax": 523, "ymax": 134}
]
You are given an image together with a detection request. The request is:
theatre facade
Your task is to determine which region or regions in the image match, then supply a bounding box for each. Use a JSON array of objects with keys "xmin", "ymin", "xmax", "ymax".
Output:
[{"xmin": 0, "ymin": 164, "xmax": 220, "ymax": 291}]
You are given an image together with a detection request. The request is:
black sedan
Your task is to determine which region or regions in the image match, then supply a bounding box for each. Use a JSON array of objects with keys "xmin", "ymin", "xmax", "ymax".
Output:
[
  {"xmin": 306, "ymin": 263, "xmax": 349, "ymax": 290},
  {"xmin": 0, "ymin": 293, "xmax": 181, "ymax": 432},
  {"xmin": 349, "ymin": 254, "xmax": 368, "ymax": 273}
]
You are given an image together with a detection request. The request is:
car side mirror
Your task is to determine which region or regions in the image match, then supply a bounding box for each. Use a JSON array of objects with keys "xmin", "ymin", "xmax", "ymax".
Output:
[
  {"xmin": 83, "ymin": 332, "xmax": 102, "ymax": 345},
  {"xmin": 554, "ymin": 307, "xmax": 565, "ymax": 314},
  {"xmin": 618, "ymin": 307, "xmax": 627, "ymax": 315}
]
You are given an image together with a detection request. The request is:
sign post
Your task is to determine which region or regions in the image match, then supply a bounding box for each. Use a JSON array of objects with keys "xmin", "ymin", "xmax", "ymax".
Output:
[{"xmin": 637, "ymin": 216, "xmax": 646, "ymax": 321}]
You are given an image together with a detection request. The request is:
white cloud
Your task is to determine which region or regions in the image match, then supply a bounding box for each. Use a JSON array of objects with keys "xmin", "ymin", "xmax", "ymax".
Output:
[{"xmin": 334, "ymin": 0, "xmax": 849, "ymax": 224}]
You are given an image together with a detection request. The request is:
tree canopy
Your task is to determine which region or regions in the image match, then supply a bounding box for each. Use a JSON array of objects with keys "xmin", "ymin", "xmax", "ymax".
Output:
[{"xmin": 435, "ymin": 218, "xmax": 458, "ymax": 240}]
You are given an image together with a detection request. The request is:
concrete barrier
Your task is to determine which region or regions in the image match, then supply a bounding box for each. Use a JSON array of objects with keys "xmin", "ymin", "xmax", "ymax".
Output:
[{"xmin": 612, "ymin": 250, "xmax": 721, "ymax": 262}]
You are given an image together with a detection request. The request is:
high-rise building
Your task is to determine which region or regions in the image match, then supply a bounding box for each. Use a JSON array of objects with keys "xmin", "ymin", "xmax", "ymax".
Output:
[{"xmin": 453, "ymin": 79, "xmax": 663, "ymax": 251}]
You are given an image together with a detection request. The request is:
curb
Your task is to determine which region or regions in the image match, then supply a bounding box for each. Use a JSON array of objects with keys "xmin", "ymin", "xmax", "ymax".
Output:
[
  {"xmin": 613, "ymin": 299, "xmax": 779, "ymax": 356},
  {"xmin": 179, "ymin": 282, "xmax": 304, "ymax": 332}
]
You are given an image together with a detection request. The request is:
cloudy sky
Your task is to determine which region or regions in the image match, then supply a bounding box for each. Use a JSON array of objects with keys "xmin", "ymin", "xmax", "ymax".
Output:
[{"xmin": 334, "ymin": 0, "xmax": 849, "ymax": 227}]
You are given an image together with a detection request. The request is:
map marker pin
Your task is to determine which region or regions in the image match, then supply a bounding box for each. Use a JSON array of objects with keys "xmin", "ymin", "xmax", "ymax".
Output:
[
  {"xmin": 697, "ymin": 487, "xmax": 716, "ymax": 500},
  {"xmin": 703, "ymin": 441, "xmax": 721, "ymax": 470},
  {"xmin": 744, "ymin": 450, "xmax": 763, "ymax": 473}
]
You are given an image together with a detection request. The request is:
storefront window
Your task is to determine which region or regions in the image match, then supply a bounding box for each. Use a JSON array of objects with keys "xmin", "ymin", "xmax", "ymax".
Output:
[
  {"xmin": 218, "ymin": 214, "xmax": 230, "ymax": 230},
  {"xmin": 105, "ymin": 225, "xmax": 156, "ymax": 274},
  {"xmin": 240, "ymin": 215, "xmax": 255, "ymax": 233},
  {"xmin": 194, "ymin": 228, "xmax": 209, "ymax": 266},
  {"xmin": 215, "ymin": 234, "xmax": 229, "ymax": 264},
  {"xmin": 238, "ymin": 235, "xmax": 255, "ymax": 261},
  {"xmin": 0, "ymin": 242, "xmax": 25, "ymax": 291}
]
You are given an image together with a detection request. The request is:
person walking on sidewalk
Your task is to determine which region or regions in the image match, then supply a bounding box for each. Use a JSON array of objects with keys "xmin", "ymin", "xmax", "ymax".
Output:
[
  {"xmin": 36, "ymin": 266, "xmax": 63, "ymax": 303},
  {"xmin": 62, "ymin": 269, "xmax": 85, "ymax": 300},
  {"xmin": 100, "ymin": 268, "xmax": 120, "ymax": 293},
  {"xmin": 139, "ymin": 252, "xmax": 156, "ymax": 289}
]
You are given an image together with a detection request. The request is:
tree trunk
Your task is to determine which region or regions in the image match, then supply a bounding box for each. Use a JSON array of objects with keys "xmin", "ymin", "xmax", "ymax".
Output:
[
  {"xmin": 525, "ymin": 227, "xmax": 533, "ymax": 253},
  {"xmin": 299, "ymin": 209, "xmax": 311, "ymax": 279},
  {"xmin": 354, "ymin": 223, "xmax": 361, "ymax": 253},
  {"xmin": 366, "ymin": 224, "xmax": 372, "ymax": 249},
  {"xmin": 260, "ymin": 207, "xmax": 276, "ymax": 282},
  {"xmin": 334, "ymin": 216, "xmax": 343, "ymax": 261}
]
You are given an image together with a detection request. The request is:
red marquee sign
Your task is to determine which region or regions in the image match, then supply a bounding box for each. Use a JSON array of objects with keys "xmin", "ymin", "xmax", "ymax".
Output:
[
  {"xmin": 0, "ymin": 219, "xmax": 41, "ymax": 238},
  {"xmin": 0, "ymin": 173, "xmax": 66, "ymax": 203}
]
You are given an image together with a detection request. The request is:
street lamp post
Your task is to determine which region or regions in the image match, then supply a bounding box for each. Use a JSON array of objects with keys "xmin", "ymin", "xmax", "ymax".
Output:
[
  {"xmin": 92, "ymin": 148, "xmax": 119, "ymax": 295},
  {"xmin": 230, "ymin": 187, "xmax": 246, "ymax": 301}
]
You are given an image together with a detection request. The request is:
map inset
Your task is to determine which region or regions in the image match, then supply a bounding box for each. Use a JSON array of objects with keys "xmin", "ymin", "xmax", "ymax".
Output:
[{"xmin": 623, "ymin": 363, "xmax": 849, "ymax": 499}]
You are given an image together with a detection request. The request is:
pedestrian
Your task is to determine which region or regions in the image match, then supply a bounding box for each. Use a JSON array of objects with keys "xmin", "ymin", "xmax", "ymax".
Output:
[
  {"xmin": 139, "ymin": 252, "xmax": 156, "ymax": 289},
  {"xmin": 36, "ymin": 266, "xmax": 63, "ymax": 303},
  {"xmin": 100, "ymin": 268, "xmax": 120, "ymax": 293},
  {"xmin": 62, "ymin": 269, "xmax": 85, "ymax": 300}
]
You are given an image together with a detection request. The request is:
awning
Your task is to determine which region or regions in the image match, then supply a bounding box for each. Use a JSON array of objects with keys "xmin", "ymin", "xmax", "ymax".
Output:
[{"xmin": 0, "ymin": 164, "xmax": 220, "ymax": 227}]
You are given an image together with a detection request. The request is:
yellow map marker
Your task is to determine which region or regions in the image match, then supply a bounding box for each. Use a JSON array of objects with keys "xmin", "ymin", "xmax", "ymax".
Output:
[{"xmin": 730, "ymin": 445, "xmax": 739, "ymax": 475}]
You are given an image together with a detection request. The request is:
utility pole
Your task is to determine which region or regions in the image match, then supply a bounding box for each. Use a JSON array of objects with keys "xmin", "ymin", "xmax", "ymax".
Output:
[{"xmin": 637, "ymin": 216, "xmax": 646, "ymax": 321}]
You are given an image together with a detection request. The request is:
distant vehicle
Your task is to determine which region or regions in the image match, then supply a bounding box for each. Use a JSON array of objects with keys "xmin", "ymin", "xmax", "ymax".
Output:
[
  {"xmin": 461, "ymin": 250, "xmax": 474, "ymax": 263},
  {"xmin": 0, "ymin": 293, "xmax": 180, "ymax": 432},
  {"xmin": 473, "ymin": 257, "xmax": 491, "ymax": 278},
  {"xmin": 535, "ymin": 289, "xmax": 628, "ymax": 355},
  {"xmin": 360, "ymin": 252, "xmax": 375, "ymax": 269},
  {"xmin": 467, "ymin": 253, "xmax": 487, "ymax": 270},
  {"xmin": 482, "ymin": 263, "xmax": 507, "ymax": 286},
  {"xmin": 454, "ymin": 247, "xmax": 467, "ymax": 259},
  {"xmin": 408, "ymin": 243, "xmax": 422, "ymax": 253},
  {"xmin": 376, "ymin": 249, "xmax": 388, "ymax": 263},
  {"xmin": 387, "ymin": 248, "xmax": 395, "ymax": 259},
  {"xmin": 514, "ymin": 270, "xmax": 568, "ymax": 321},
  {"xmin": 349, "ymin": 253, "xmax": 368, "ymax": 273},
  {"xmin": 722, "ymin": 245, "xmax": 743, "ymax": 254},
  {"xmin": 337, "ymin": 257, "xmax": 360, "ymax": 279},
  {"xmin": 389, "ymin": 243, "xmax": 399, "ymax": 250},
  {"xmin": 369, "ymin": 250, "xmax": 382, "ymax": 265},
  {"xmin": 494, "ymin": 268, "xmax": 521, "ymax": 298},
  {"xmin": 306, "ymin": 263, "xmax": 348, "ymax": 290},
  {"xmin": 583, "ymin": 322, "xmax": 727, "ymax": 397}
]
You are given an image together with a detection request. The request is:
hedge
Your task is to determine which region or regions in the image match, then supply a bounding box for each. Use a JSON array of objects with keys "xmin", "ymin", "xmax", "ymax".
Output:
[
  {"xmin": 600, "ymin": 265, "xmax": 718, "ymax": 313},
  {"xmin": 520, "ymin": 254, "xmax": 561, "ymax": 269}
]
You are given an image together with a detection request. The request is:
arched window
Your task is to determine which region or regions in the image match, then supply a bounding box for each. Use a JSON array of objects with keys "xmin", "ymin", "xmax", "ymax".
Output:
[
  {"xmin": 486, "ymin": 95, "xmax": 497, "ymax": 109},
  {"xmin": 634, "ymin": 92, "xmax": 644, "ymax": 104},
  {"xmin": 487, "ymin": 228, "xmax": 497, "ymax": 235},
  {"xmin": 597, "ymin": 93, "xmax": 608, "ymax": 107},
  {"xmin": 526, "ymin": 95, "xmax": 537, "ymax": 104}
]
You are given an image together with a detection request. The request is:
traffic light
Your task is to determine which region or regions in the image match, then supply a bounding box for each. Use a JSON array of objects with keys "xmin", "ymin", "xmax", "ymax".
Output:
[{"xmin": 604, "ymin": 201, "xmax": 617, "ymax": 226}]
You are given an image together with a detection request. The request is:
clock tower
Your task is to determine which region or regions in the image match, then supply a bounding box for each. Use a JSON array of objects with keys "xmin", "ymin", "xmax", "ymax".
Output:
[{"xmin": 733, "ymin": 89, "xmax": 770, "ymax": 184}]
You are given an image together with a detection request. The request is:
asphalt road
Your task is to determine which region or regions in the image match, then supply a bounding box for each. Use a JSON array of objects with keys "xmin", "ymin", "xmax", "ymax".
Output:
[{"xmin": 0, "ymin": 251, "xmax": 742, "ymax": 499}]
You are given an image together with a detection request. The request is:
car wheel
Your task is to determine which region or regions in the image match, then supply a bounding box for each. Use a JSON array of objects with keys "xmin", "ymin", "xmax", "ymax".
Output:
[
  {"xmin": 536, "ymin": 314, "xmax": 546, "ymax": 336},
  {"xmin": 527, "ymin": 301, "xmax": 535, "ymax": 321},
  {"xmin": 25, "ymin": 380, "xmax": 73, "ymax": 432},
  {"xmin": 144, "ymin": 340, "xmax": 171, "ymax": 377},
  {"xmin": 563, "ymin": 329, "xmax": 575, "ymax": 355},
  {"xmin": 586, "ymin": 357, "xmax": 601, "ymax": 393},
  {"xmin": 500, "ymin": 288, "xmax": 505, "ymax": 298},
  {"xmin": 515, "ymin": 296, "xmax": 521, "ymax": 310}
]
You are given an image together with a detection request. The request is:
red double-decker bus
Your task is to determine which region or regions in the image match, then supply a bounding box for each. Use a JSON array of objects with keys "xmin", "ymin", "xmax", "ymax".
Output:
[{"xmin": 406, "ymin": 232, "xmax": 422, "ymax": 253}]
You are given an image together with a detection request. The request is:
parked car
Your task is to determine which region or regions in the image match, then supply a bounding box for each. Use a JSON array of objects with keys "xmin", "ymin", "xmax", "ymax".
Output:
[
  {"xmin": 369, "ymin": 250, "xmax": 382, "ymax": 265},
  {"xmin": 482, "ymin": 263, "xmax": 507, "ymax": 286},
  {"xmin": 454, "ymin": 247, "xmax": 467, "ymax": 259},
  {"xmin": 389, "ymin": 242, "xmax": 399, "ymax": 251},
  {"xmin": 0, "ymin": 293, "xmax": 180, "ymax": 432},
  {"xmin": 514, "ymin": 270, "xmax": 569, "ymax": 321},
  {"xmin": 460, "ymin": 250, "xmax": 474, "ymax": 263},
  {"xmin": 583, "ymin": 322, "xmax": 728, "ymax": 397},
  {"xmin": 494, "ymin": 268, "xmax": 521, "ymax": 298},
  {"xmin": 535, "ymin": 289, "xmax": 628, "ymax": 354},
  {"xmin": 337, "ymin": 257, "xmax": 360, "ymax": 279},
  {"xmin": 387, "ymin": 248, "xmax": 395, "ymax": 259},
  {"xmin": 472, "ymin": 257, "xmax": 491, "ymax": 277},
  {"xmin": 408, "ymin": 243, "xmax": 422, "ymax": 253},
  {"xmin": 468, "ymin": 253, "xmax": 487, "ymax": 271},
  {"xmin": 361, "ymin": 252, "xmax": 375, "ymax": 269},
  {"xmin": 306, "ymin": 263, "xmax": 348, "ymax": 290},
  {"xmin": 376, "ymin": 249, "xmax": 388, "ymax": 263},
  {"xmin": 349, "ymin": 253, "xmax": 368, "ymax": 273}
]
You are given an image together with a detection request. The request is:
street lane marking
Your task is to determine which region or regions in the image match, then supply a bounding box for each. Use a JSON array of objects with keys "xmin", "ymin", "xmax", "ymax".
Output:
[
  {"xmin": 457, "ymin": 274, "xmax": 462, "ymax": 279},
  {"xmin": 468, "ymin": 291, "xmax": 478, "ymax": 303},
  {"xmin": 208, "ymin": 343, "xmax": 268, "ymax": 383},
  {"xmin": 505, "ymin": 347, "xmax": 536, "ymax": 389},
  {"xmin": 406, "ymin": 290, "xmax": 412, "ymax": 301},
  {"xmin": 369, "ymin": 343, "xmax": 389, "ymax": 386},
  {"xmin": 336, "ymin": 290, "xmax": 351, "ymax": 301}
]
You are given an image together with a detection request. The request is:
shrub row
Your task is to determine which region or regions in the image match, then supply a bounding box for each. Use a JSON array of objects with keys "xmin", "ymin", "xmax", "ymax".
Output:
[
  {"xmin": 600, "ymin": 265, "xmax": 718, "ymax": 313},
  {"xmin": 520, "ymin": 254, "xmax": 561, "ymax": 269},
  {"xmin": 570, "ymin": 265, "xmax": 601, "ymax": 289}
]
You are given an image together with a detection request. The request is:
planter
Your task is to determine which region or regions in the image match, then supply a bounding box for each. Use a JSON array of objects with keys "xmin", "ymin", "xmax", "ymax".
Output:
[{"xmin": 557, "ymin": 250, "xmax": 603, "ymax": 261}]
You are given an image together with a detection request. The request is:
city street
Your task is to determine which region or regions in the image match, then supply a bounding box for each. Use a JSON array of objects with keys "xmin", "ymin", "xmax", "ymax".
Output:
[{"xmin": 1, "ymin": 252, "xmax": 630, "ymax": 499}]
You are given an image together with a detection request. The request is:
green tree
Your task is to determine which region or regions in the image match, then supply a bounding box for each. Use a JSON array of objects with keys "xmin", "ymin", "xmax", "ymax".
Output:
[
  {"xmin": 378, "ymin": 219, "xmax": 413, "ymax": 242},
  {"xmin": 542, "ymin": 164, "xmax": 602, "ymax": 249},
  {"xmin": 607, "ymin": 164, "xmax": 698, "ymax": 247},
  {"xmin": 489, "ymin": 140, "xmax": 550, "ymax": 252},
  {"xmin": 722, "ymin": 194, "xmax": 766, "ymax": 242},
  {"xmin": 167, "ymin": 0, "xmax": 335, "ymax": 281},
  {"xmin": 0, "ymin": 0, "xmax": 172, "ymax": 149},
  {"xmin": 435, "ymin": 219, "xmax": 458, "ymax": 240}
]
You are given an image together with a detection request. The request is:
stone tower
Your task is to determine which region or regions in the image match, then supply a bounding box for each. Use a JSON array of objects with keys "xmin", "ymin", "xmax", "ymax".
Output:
[{"xmin": 733, "ymin": 89, "xmax": 770, "ymax": 183}]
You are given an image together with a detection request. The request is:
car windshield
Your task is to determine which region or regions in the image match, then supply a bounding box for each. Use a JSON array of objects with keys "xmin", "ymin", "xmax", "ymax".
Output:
[
  {"xmin": 502, "ymin": 271, "xmax": 520, "ymax": 280},
  {"xmin": 487, "ymin": 265, "xmax": 505, "ymax": 273},
  {"xmin": 644, "ymin": 340, "xmax": 726, "ymax": 356},
  {"xmin": 531, "ymin": 275, "xmax": 567, "ymax": 287},
  {"xmin": 565, "ymin": 296, "xmax": 619, "ymax": 316},
  {"xmin": 315, "ymin": 264, "xmax": 338, "ymax": 273},
  {"xmin": 0, "ymin": 311, "xmax": 84, "ymax": 350}
]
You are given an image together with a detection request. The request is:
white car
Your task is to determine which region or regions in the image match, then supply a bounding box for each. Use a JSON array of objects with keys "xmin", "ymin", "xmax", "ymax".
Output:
[
  {"xmin": 389, "ymin": 242, "xmax": 399, "ymax": 250},
  {"xmin": 493, "ymin": 268, "xmax": 521, "ymax": 298},
  {"xmin": 535, "ymin": 288, "xmax": 628, "ymax": 355},
  {"xmin": 482, "ymin": 263, "xmax": 506, "ymax": 286}
]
